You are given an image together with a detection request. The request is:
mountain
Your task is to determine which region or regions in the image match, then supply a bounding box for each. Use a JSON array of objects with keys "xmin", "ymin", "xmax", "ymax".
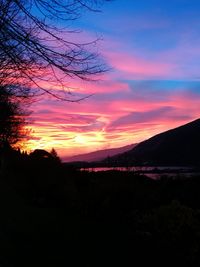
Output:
[
  {"xmin": 63, "ymin": 144, "xmax": 137, "ymax": 162},
  {"xmin": 104, "ymin": 118, "xmax": 200, "ymax": 166}
]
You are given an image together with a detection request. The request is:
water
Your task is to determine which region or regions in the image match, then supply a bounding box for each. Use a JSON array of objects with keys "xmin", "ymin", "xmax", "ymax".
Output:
[{"xmin": 80, "ymin": 166, "xmax": 200, "ymax": 179}]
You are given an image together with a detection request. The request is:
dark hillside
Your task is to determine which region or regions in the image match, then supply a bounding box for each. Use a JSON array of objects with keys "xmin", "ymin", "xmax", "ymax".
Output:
[{"xmin": 106, "ymin": 118, "xmax": 200, "ymax": 166}]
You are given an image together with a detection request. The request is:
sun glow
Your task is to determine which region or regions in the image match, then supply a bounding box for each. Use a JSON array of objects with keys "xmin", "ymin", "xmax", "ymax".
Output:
[
  {"xmin": 74, "ymin": 131, "xmax": 105, "ymax": 145},
  {"xmin": 23, "ymin": 122, "xmax": 108, "ymax": 158},
  {"xmin": 74, "ymin": 134, "xmax": 88, "ymax": 144}
]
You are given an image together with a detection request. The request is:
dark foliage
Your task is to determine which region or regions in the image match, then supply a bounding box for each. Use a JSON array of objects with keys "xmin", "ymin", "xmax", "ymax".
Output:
[
  {"xmin": 0, "ymin": 84, "xmax": 28, "ymax": 148},
  {"xmin": 1, "ymin": 152, "xmax": 200, "ymax": 266}
]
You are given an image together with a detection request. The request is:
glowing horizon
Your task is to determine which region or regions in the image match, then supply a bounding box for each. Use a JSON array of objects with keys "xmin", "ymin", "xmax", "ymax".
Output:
[{"xmin": 24, "ymin": 0, "xmax": 200, "ymax": 159}]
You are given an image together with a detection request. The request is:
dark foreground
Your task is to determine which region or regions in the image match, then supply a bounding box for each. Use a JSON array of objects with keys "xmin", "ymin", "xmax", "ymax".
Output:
[{"xmin": 1, "ymin": 159, "xmax": 200, "ymax": 266}]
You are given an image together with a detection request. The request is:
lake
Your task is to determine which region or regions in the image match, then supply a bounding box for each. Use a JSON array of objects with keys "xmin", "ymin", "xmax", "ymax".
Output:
[{"xmin": 80, "ymin": 166, "xmax": 200, "ymax": 179}]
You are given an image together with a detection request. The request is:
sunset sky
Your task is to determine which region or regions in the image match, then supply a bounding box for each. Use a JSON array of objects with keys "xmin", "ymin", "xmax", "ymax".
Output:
[{"xmin": 26, "ymin": 0, "xmax": 200, "ymax": 159}]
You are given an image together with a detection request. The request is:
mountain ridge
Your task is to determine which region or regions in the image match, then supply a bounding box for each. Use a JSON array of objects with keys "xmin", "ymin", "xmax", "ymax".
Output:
[
  {"xmin": 103, "ymin": 118, "xmax": 200, "ymax": 166},
  {"xmin": 63, "ymin": 143, "xmax": 137, "ymax": 162}
]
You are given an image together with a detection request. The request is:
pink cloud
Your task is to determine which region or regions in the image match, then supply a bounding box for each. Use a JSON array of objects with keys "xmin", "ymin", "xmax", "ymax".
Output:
[
  {"xmin": 104, "ymin": 50, "xmax": 174, "ymax": 79},
  {"xmin": 24, "ymin": 32, "xmax": 200, "ymax": 158},
  {"xmin": 25, "ymin": 83, "xmax": 200, "ymax": 159}
]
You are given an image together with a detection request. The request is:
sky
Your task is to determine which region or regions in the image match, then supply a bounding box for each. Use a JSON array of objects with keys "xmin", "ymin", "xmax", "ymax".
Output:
[{"xmin": 26, "ymin": 0, "xmax": 200, "ymax": 159}]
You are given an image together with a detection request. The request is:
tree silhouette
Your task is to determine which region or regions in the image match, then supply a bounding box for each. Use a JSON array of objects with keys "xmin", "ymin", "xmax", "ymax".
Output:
[
  {"xmin": 0, "ymin": 83, "xmax": 29, "ymax": 171},
  {"xmin": 0, "ymin": 84, "xmax": 27, "ymax": 148},
  {"xmin": 0, "ymin": 0, "xmax": 109, "ymax": 101},
  {"xmin": 50, "ymin": 148, "xmax": 61, "ymax": 163}
]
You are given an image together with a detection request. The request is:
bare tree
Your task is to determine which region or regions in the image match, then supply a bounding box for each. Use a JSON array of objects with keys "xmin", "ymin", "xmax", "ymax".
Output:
[{"xmin": 0, "ymin": 0, "xmax": 109, "ymax": 101}]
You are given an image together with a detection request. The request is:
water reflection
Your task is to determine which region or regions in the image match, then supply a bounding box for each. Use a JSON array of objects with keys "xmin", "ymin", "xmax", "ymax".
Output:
[{"xmin": 80, "ymin": 166, "xmax": 200, "ymax": 179}]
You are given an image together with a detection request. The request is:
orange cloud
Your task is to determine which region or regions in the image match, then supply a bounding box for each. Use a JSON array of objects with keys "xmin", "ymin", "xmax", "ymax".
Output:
[
  {"xmin": 25, "ymin": 82, "xmax": 200, "ymax": 159},
  {"xmin": 23, "ymin": 35, "xmax": 200, "ymax": 159}
]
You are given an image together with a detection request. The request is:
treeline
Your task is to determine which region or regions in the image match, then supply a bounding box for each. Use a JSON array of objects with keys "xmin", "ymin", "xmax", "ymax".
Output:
[{"xmin": 1, "ymin": 153, "xmax": 200, "ymax": 266}]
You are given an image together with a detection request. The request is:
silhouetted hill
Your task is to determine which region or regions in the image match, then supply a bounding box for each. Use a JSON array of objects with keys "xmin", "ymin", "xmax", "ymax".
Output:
[
  {"xmin": 64, "ymin": 144, "xmax": 137, "ymax": 162},
  {"xmin": 105, "ymin": 118, "xmax": 200, "ymax": 166}
]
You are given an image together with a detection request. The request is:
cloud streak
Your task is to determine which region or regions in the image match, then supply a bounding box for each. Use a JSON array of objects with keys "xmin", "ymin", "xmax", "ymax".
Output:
[
  {"xmin": 26, "ymin": 79, "xmax": 200, "ymax": 158},
  {"xmin": 25, "ymin": 1, "xmax": 200, "ymax": 158}
]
